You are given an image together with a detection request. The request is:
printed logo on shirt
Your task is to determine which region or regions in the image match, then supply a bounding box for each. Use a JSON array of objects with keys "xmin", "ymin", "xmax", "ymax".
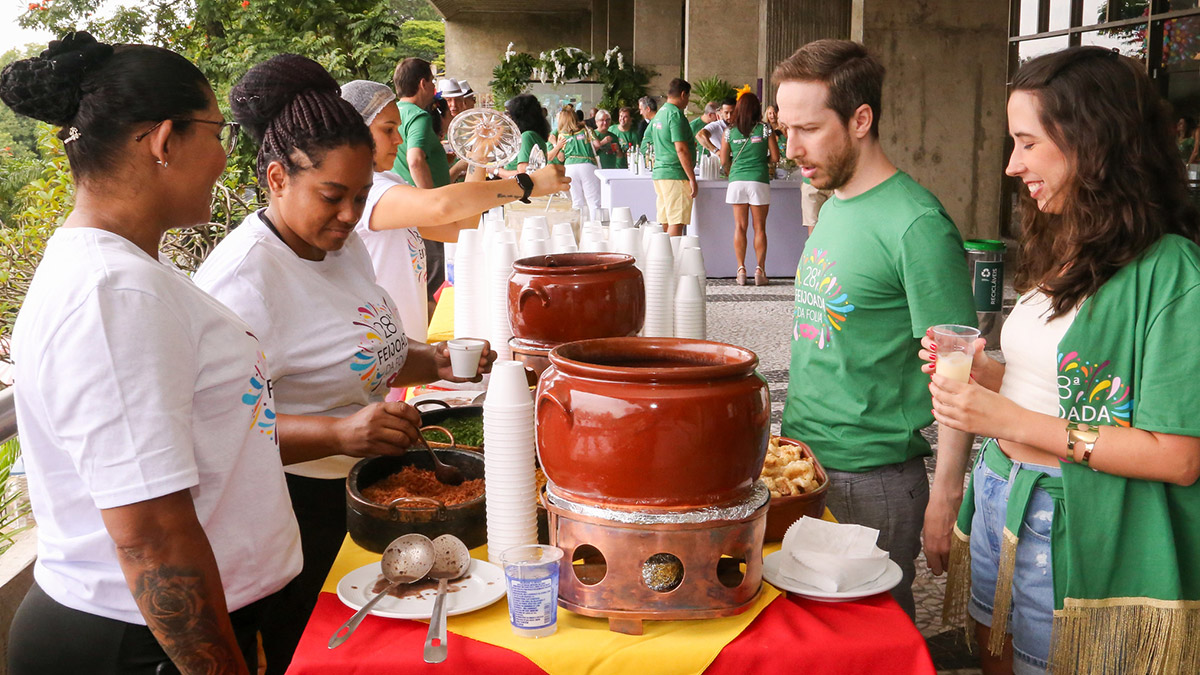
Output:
[
  {"xmin": 407, "ymin": 230, "xmax": 427, "ymax": 283},
  {"xmin": 241, "ymin": 332, "xmax": 278, "ymax": 444},
  {"xmin": 352, "ymin": 297, "xmax": 409, "ymax": 393},
  {"xmin": 1057, "ymin": 352, "xmax": 1133, "ymax": 427},
  {"xmin": 793, "ymin": 249, "xmax": 856, "ymax": 350}
]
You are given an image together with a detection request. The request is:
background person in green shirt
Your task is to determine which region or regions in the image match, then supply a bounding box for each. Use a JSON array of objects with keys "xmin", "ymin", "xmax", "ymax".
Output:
[
  {"xmin": 594, "ymin": 109, "xmax": 625, "ymax": 169},
  {"xmin": 547, "ymin": 108, "xmax": 602, "ymax": 212},
  {"xmin": 392, "ymin": 57, "xmax": 451, "ymax": 302},
  {"xmin": 636, "ymin": 95, "xmax": 656, "ymax": 146},
  {"xmin": 719, "ymin": 91, "xmax": 778, "ymax": 286},
  {"xmin": 775, "ymin": 39, "xmax": 977, "ymax": 619},
  {"xmin": 649, "ymin": 78, "xmax": 697, "ymax": 236},
  {"xmin": 691, "ymin": 101, "xmax": 719, "ymax": 158},
  {"xmin": 765, "ymin": 103, "xmax": 787, "ymax": 157},
  {"xmin": 495, "ymin": 93, "xmax": 549, "ymax": 177}
]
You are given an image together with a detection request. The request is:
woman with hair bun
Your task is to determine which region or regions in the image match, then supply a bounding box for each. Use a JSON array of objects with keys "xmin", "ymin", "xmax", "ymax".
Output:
[
  {"xmin": 925, "ymin": 47, "xmax": 1200, "ymax": 674},
  {"xmin": 192, "ymin": 54, "xmax": 497, "ymax": 673},
  {"xmin": 1, "ymin": 32, "xmax": 300, "ymax": 674}
]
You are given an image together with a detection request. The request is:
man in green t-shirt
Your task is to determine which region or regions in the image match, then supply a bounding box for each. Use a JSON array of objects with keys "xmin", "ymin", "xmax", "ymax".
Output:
[
  {"xmin": 690, "ymin": 102, "xmax": 719, "ymax": 158},
  {"xmin": 594, "ymin": 109, "xmax": 625, "ymax": 169},
  {"xmin": 610, "ymin": 107, "xmax": 640, "ymax": 169},
  {"xmin": 649, "ymin": 78, "xmax": 697, "ymax": 236},
  {"xmin": 392, "ymin": 57, "xmax": 451, "ymax": 301},
  {"xmin": 775, "ymin": 40, "xmax": 977, "ymax": 619}
]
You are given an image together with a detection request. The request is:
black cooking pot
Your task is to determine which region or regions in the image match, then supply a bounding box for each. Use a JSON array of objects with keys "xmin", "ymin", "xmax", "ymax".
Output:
[
  {"xmin": 346, "ymin": 449, "xmax": 486, "ymax": 553},
  {"xmin": 413, "ymin": 401, "xmax": 483, "ymax": 451}
]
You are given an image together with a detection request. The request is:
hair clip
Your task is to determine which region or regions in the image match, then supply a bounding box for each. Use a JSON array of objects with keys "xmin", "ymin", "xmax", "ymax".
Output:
[{"xmin": 64, "ymin": 127, "xmax": 81, "ymax": 144}]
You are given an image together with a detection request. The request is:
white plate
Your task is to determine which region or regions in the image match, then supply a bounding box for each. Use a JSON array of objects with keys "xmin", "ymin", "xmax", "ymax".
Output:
[
  {"xmin": 762, "ymin": 550, "xmax": 903, "ymax": 602},
  {"xmin": 336, "ymin": 559, "xmax": 506, "ymax": 619},
  {"xmin": 409, "ymin": 390, "xmax": 483, "ymax": 409}
]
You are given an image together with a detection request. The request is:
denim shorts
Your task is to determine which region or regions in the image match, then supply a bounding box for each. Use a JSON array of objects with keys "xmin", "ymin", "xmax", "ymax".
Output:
[{"xmin": 966, "ymin": 447, "xmax": 1061, "ymax": 675}]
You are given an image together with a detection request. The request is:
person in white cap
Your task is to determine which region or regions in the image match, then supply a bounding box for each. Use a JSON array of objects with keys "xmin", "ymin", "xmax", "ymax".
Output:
[{"xmin": 438, "ymin": 77, "xmax": 476, "ymax": 121}]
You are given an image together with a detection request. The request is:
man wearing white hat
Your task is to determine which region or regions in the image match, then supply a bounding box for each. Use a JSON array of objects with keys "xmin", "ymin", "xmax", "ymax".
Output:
[{"xmin": 439, "ymin": 77, "xmax": 476, "ymax": 120}]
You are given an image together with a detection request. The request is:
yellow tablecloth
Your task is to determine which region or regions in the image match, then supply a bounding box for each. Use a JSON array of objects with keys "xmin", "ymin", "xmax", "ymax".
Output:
[
  {"xmin": 320, "ymin": 535, "xmax": 784, "ymax": 675},
  {"xmin": 427, "ymin": 286, "xmax": 455, "ymax": 343}
]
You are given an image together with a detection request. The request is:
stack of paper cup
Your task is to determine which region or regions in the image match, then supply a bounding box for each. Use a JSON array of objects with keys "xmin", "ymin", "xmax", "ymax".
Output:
[
  {"xmin": 642, "ymin": 232, "xmax": 675, "ymax": 337},
  {"xmin": 579, "ymin": 226, "xmax": 607, "ymax": 252},
  {"xmin": 673, "ymin": 275, "xmax": 706, "ymax": 339},
  {"xmin": 488, "ymin": 240, "xmax": 519, "ymax": 361},
  {"xmin": 483, "ymin": 362, "xmax": 540, "ymax": 564},
  {"xmin": 612, "ymin": 227, "xmax": 641, "ymax": 265},
  {"xmin": 454, "ymin": 229, "xmax": 486, "ymax": 339},
  {"xmin": 610, "ymin": 219, "xmax": 631, "ymax": 234},
  {"xmin": 551, "ymin": 221, "xmax": 575, "ymax": 244},
  {"xmin": 552, "ymin": 232, "xmax": 578, "ymax": 254},
  {"xmin": 521, "ymin": 217, "xmax": 550, "ymax": 258},
  {"xmin": 590, "ymin": 207, "xmax": 609, "ymax": 228},
  {"xmin": 640, "ymin": 223, "xmax": 658, "ymax": 258},
  {"xmin": 611, "ymin": 206, "xmax": 633, "ymax": 226},
  {"xmin": 678, "ymin": 245, "xmax": 707, "ymax": 291},
  {"xmin": 521, "ymin": 237, "xmax": 550, "ymax": 258}
]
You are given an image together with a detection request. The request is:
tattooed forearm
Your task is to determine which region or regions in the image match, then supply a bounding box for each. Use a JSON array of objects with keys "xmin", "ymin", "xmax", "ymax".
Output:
[
  {"xmin": 496, "ymin": 192, "xmax": 521, "ymax": 199},
  {"xmin": 132, "ymin": 565, "xmax": 242, "ymax": 675}
]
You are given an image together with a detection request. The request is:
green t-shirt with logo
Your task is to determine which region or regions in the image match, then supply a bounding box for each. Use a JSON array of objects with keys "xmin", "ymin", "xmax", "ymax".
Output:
[
  {"xmin": 505, "ymin": 130, "xmax": 547, "ymax": 171},
  {"xmin": 774, "ymin": 127, "xmax": 787, "ymax": 157},
  {"xmin": 608, "ymin": 127, "xmax": 639, "ymax": 169},
  {"xmin": 561, "ymin": 130, "xmax": 597, "ymax": 165},
  {"xmin": 596, "ymin": 130, "xmax": 623, "ymax": 169},
  {"xmin": 650, "ymin": 102, "xmax": 694, "ymax": 181},
  {"xmin": 727, "ymin": 122, "xmax": 771, "ymax": 184},
  {"xmin": 392, "ymin": 101, "xmax": 451, "ymax": 187},
  {"xmin": 781, "ymin": 171, "xmax": 976, "ymax": 473},
  {"xmin": 1057, "ymin": 234, "xmax": 1200, "ymax": 434}
]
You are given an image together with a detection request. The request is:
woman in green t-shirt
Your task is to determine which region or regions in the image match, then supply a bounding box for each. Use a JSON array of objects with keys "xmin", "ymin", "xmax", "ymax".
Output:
[
  {"xmin": 924, "ymin": 47, "xmax": 1200, "ymax": 675},
  {"xmin": 719, "ymin": 92, "xmax": 778, "ymax": 286},
  {"xmin": 495, "ymin": 93, "xmax": 549, "ymax": 177},
  {"xmin": 765, "ymin": 103, "xmax": 787, "ymax": 158},
  {"xmin": 547, "ymin": 107, "xmax": 602, "ymax": 212}
]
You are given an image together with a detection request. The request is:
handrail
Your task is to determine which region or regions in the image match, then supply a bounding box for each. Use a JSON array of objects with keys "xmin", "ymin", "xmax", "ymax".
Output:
[{"xmin": 0, "ymin": 388, "xmax": 13, "ymax": 446}]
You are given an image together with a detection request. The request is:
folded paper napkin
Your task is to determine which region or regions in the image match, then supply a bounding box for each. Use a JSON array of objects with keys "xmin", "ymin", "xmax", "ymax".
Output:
[{"xmin": 778, "ymin": 516, "xmax": 890, "ymax": 593}]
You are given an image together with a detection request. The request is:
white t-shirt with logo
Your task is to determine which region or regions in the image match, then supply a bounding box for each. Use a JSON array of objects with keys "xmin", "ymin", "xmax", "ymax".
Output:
[
  {"xmin": 11, "ymin": 228, "xmax": 301, "ymax": 625},
  {"xmin": 356, "ymin": 171, "xmax": 429, "ymax": 343},
  {"xmin": 194, "ymin": 212, "xmax": 410, "ymax": 479}
]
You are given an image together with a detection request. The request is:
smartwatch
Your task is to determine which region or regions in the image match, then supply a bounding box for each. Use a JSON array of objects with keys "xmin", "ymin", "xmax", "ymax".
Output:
[{"xmin": 515, "ymin": 172, "xmax": 534, "ymax": 204}]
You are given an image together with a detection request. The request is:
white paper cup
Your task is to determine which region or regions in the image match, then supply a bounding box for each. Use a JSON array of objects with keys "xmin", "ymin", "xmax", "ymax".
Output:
[
  {"xmin": 447, "ymin": 338, "xmax": 487, "ymax": 378},
  {"xmin": 486, "ymin": 361, "xmax": 534, "ymax": 406}
]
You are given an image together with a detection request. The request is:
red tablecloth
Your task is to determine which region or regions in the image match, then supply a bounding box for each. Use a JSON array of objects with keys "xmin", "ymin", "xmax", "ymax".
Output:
[{"xmin": 288, "ymin": 590, "xmax": 934, "ymax": 674}]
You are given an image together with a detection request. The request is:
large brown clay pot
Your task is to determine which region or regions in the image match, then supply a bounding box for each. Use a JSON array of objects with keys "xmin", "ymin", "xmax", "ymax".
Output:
[
  {"xmin": 536, "ymin": 338, "xmax": 770, "ymax": 508},
  {"xmin": 508, "ymin": 253, "xmax": 644, "ymax": 344}
]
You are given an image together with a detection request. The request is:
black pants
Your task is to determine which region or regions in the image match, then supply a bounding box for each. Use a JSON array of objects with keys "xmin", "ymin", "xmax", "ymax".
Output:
[
  {"xmin": 426, "ymin": 240, "xmax": 445, "ymax": 304},
  {"xmin": 259, "ymin": 473, "xmax": 347, "ymax": 675},
  {"xmin": 8, "ymin": 581, "xmax": 267, "ymax": 675}
]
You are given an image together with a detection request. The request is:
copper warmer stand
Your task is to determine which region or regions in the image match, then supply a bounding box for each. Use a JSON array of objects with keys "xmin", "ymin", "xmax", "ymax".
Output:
[{"xmin": 544, "ymin": 489, "xmax": 767, "ymax": 635}]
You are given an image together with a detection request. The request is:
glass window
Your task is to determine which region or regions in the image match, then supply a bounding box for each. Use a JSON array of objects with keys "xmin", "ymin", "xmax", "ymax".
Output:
[
  {"xmin": 1080, "ymin": 27, "xmax": 1147, "ymax": 64},
  {"xmin": 1017, "ymin": 0, "xmax": 1040, "ymax": 36},
  {"xmin": 1163, "ymin": 16, "xmax": 1200, "ymax": 68},
  {"xmin": 1049, "ymin": 0, "xmax": 1072, "ymax": 31},
  {"xmin": 1169, "ymin": 0, "xmax": 1200, "ymax": 10},
  {"xmin": 1082, "ymin": 0, "xmax": 1150, "ymax": 26},
  {"xmin": 1014, "ymin": 35, "xmax": 1071, "ymax": 65}
]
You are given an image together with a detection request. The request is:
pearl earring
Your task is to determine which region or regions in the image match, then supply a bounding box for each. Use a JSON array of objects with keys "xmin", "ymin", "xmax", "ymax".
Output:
[{"xmin": 156, "ymin": 160, "xmax": 169, "ymax": 168}]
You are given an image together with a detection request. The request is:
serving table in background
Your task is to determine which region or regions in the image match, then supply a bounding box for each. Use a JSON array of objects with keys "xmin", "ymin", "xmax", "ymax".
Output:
[{"xmin": 596, "ymin": 169, "xmax": 808, "ymax": 278}]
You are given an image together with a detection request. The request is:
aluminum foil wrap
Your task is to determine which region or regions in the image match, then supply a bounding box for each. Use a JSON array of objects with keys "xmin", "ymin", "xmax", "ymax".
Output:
[{"xmin": 544, "ymin": 480, "xmax": 770, "ymax": 525}]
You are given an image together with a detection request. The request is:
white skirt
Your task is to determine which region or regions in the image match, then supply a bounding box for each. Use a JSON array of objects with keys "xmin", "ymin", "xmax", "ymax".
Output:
[{"xmin": 725, "ymin": 180, "xmax": 770, "ymax": 206}]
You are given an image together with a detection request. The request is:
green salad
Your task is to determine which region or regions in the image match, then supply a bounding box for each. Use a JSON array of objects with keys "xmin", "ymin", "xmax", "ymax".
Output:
[{"xmin": 423, "ymin": 413, "xmax": 484, "ymax": 448}]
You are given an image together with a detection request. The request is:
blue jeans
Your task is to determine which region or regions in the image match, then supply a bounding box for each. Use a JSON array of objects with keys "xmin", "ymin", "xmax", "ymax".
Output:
[{"xmin": 966, "ymin": 450, "xmax": 1060, "ymax": 675}]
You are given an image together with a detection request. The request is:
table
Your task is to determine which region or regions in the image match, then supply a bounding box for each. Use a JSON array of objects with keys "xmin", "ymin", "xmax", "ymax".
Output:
[
  {"xmin": 596, "ymin": 169, "xmax": 809, "ymax": 278},
  {"xmin": 288, "ymin": 536, "xmax": 935, "ymax": 675}
]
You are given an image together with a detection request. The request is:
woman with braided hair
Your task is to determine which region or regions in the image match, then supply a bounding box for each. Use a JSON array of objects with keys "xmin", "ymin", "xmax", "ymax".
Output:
[
  {"xmin": 2, "ymin": 32, "xmax": 301, "ymax": 674},
  {"xmin": 191, "ymin": 54, "xmax": 497, "ymax": 673}
]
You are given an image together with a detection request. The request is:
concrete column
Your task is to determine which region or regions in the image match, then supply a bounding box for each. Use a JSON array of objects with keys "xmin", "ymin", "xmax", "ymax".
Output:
[
  {"xmin": 633, "ymin": 0, "xmax": 685, "ymax": 95},
  {"xmin": 860, "ymin": 0, "xmax": 1008, "ymax": 239},
  {"xmin": 685, "ymin": 0, "xmax": 760, "ymax": 94}
]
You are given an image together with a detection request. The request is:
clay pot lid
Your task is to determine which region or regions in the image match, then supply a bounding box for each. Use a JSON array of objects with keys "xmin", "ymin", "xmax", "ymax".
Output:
[
  {"xmin": 512, "ymin": 252, "xmax": 635, "ymax": 274},
  {"xmin": 548, "ymin": 337, "xmax": 759, "ymax": 383}
]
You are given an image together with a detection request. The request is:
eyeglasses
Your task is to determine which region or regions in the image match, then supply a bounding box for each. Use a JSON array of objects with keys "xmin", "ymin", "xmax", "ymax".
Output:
[{"xmin": 135, "ymin": 118, "xmax": 241, "ymax": 157}]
